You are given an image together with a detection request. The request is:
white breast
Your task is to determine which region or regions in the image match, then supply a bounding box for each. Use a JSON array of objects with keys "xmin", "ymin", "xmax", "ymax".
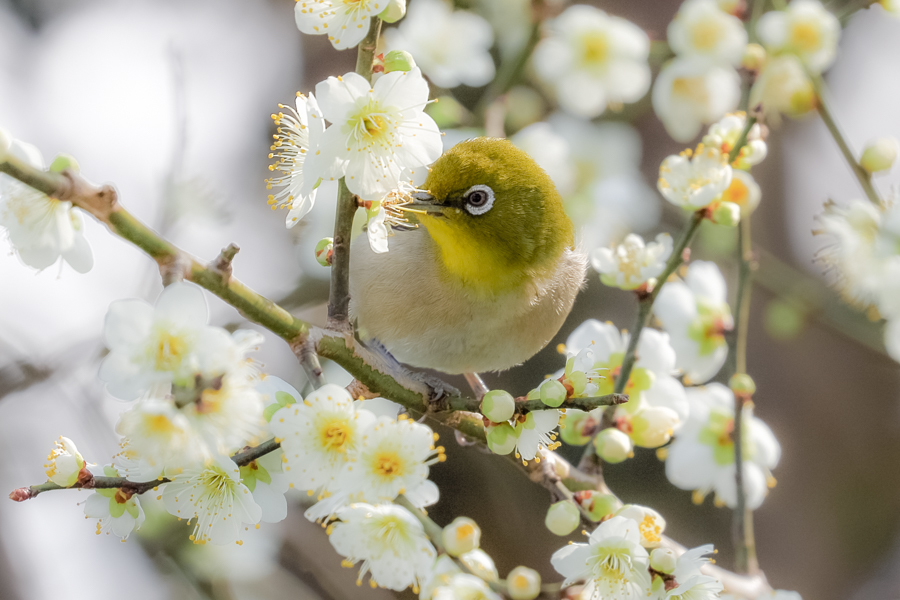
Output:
[{"xmin": 349, "ymin": 228, "xmax": 586, "ymax": 374}]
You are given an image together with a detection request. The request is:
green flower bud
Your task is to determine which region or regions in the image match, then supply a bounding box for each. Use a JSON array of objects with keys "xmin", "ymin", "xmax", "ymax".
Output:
[
  {"xmin": 711, "ymin": 201, "xmax": 741, "ymax": 227},
  {"xmin": 860, "ymin": 137, "xmax": 899, "ymax": 174},
  {"xmin": 729, "ymin": 373, "xmax": 757, "ymax": 396},
  {"xmin": 559, "ymin": 409, "xmax": 593, "ymax": 446},
  {"xmin": 315, "ymin": 237, "xmax": 334, "ymax": 267},
  {"xmin": 383, "ymin": 49, "xmax": 416, "ymax": 73},
  {"xmin": 593, "ymin": 427, "xmax": 633, "ymax": 464},
  {"xmin": 741, "ymin": 43, "xmax": 766, "ymax": 72},
  {"xmin": 649, "ymin": 547, "xmax": 678, "ymax": 574},
  {"xmin": 578, "ymin": 491, "xmax": 619, "ymax": 521},
  {"xmin": 442, "ymin": 516, "xmax": 481, "ymax": 556},
  {"xmin": 540, "ymin": 379, "xmax": 567, "ymax": 408},
  {"xmin": 507, "ymin": 566, "xmax": 541, "ymax": 600},
  {"xmin": 765, "ymin": 298, "xmax": 805, "ymax": 340},
  {"xmin": 378, "ymin": 0, "xmax": 406, "ymax": 23},
  {"xmin": 481, "ymin": 389, "xmax": 516, "ymax": 423},
  {"xmin": 545, "ymin": 501, "xmax": 580, "ymax": 536},
  {"xmin": 49, "ymin": 153, "xmax": 80, "ymax": 173},
  {"xmin": 486, "ymin": 422, "xmax": 518, "ymax": 455},
  {"xmin": 525, "ymin": 387, "xmax": 541, "ymax": 401}
]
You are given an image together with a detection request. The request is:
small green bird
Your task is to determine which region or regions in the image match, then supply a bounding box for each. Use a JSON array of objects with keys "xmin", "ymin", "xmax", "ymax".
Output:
[{"xmin": 350, "ymin": 137, "xmax": 586, "ymax": 375}]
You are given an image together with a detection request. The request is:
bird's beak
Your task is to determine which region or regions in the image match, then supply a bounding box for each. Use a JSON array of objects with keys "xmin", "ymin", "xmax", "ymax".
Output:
[{"xmin": 406, "ymin": 191, "xmax": 446, "ymax": 215}]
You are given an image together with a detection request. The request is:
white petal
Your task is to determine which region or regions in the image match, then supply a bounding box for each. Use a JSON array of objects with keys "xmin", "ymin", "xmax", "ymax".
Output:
[{"xmin": 155, "ymin": 282, "xmax": 208, "ymax": 326}]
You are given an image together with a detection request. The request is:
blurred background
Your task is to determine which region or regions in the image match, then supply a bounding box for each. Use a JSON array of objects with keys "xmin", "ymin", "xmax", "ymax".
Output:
[{"xmin": 1, "ymin": 0, "xmax": 900, "ymax": 598}]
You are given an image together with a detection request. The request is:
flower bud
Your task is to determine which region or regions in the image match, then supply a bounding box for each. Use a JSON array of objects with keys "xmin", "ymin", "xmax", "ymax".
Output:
[
  {"xmin": 631, "ymin": 406, "xmax": 680, "ymax": 448},
  {"xmin": 383, "ymin": 49, "xmax": 416, "ymax": 73},
  {"xmin": 481, "ymin": 389, "xmax": 515, "ymax": 423},
  {"xmin": 49, "ymin": 153, "xmax": 79, "ymax": 173},
  {"xmin": 860, "ymin": 137, "xmax": 899, "ymax": 174},
  {"xmin": 593, "ymin": 427, "xmax": 633, "ymax": 463},
  {"xmin": 443, "ymin": 516, "xmax": 481, "ymax": 556},
  {"xmin": 615, "ymin": 504, "xmax": 666, "ymax": 548},
  {"xmin": 378, "ymin": 0, "xmax": 406, "ymax": 23},
  {"xmin": 540, "ymin": 379, "xmax": 567, "ymax": 408},
  {"xmin": 315, "ymin": 237, "xmax": 334, "ymax": 267},
  {"xmin": 507, "ymin": 566, "xmax": 541, "ymax": 600},
  {"xmin": 486, "ymin": 422, "xmax": 518, "ymax": 455},
  {"xmin": 577, "ymin": 491, "xmax": 619, "ymax": 521},
  {"xmin": 741, "ymin": 43, "xmax": 766, "ymax": 72},
  {"xmin": 460, "ymin": 549, "xmax": 499, "ymax": 582},
  {"xmin": 559, "ymin": 409, "xmax": 593, "ymax": 446},
  {"xmin": 649, "ymin": 547, "xmax": 678, "ymax": 574},
  {"xmin": 545, "ymin": 501, "xmax": 580, "ymax": 536},
  {"xmin": 710, "ymin": 201, "xmax": 741, "ymax": 227},
  {"xmin": 729, "ymin": 373, "xmax": 757, "ymax": 396},
  {"xmin": 44, "ymin": 436, "xmax": 86, "ymax": 487}
]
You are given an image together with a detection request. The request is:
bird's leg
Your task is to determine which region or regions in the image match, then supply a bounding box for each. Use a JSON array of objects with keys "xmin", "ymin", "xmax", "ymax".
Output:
[{"xmin": 463, "ymin": 372, "xmax": 489, "ymax": 401}]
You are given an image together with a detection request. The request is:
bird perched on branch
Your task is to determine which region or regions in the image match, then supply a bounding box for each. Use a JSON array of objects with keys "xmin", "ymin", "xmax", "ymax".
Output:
[{"xmin": 350, "ymin": 137, "xmax": 586, "ymax": 375}]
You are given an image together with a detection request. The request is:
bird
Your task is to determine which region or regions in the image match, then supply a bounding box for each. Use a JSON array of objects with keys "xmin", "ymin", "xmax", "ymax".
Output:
[{"xmin": 349, "ymin": 137, "xmax": 586, "ymax": 375}]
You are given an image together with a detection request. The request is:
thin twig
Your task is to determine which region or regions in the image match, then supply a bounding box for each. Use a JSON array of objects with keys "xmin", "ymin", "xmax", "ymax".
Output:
[
  {"xmin": 812, "ymin": 74, "xmax": 881, "ymax": 205},
  {"xmin": 10, "ymin": 438, "xmax": 282, "ymax": 501}
]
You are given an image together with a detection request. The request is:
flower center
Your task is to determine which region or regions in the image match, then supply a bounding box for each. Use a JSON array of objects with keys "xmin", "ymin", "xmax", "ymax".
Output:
[
  {"xmin": 319, "ymin": 418, "xmax": 353, "ymax": 452},
  {"xmin": 690, "ymin": 19, "xmax": 722, "ymax": 50},
  {"xmin": 721, "ymin": 177, "xmax": 749, "ymax": 207},
  {"xmin": 589, "ymin": 545, "xmax": 633, "ymax": 583},
  {"xmin": 581, "ymin": 33, "xmax": 609, "ymax": 66},
  {"xmin": 639, "ymin": 514, "xmax": 661, "ymax": 545},
  {"xmin": 790, "ymin": 21, "xmax": 821, "ymax": 52},
  {"xmin": 348, "ymin": 101, "xmax": 396, "ymax": 148},
  {"xmin": 150, "ymin": 327, "xmax": 190, "ymax": 371},
  {"xmin": 672, "ymin": 76, "xmax": 710, "ymax": 105},
  {"xmin": 373, "ymin": 451, "xmax": 404, "ymax": 478}
]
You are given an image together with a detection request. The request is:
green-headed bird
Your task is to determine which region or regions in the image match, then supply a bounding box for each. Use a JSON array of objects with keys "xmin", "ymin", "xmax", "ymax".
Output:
[{"xmin": 350, "ymin": 137, "xmax": 586, "ymax": 375}]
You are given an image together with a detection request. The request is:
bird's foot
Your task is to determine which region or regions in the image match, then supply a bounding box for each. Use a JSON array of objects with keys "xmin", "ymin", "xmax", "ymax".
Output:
[{"xmin": 408, "ymin": 370, "xmax": 459, "ymax": 408}]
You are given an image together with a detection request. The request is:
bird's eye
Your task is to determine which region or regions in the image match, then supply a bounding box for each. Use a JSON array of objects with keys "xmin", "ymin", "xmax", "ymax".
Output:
[{"xmin": 463, "ymin": 185, "xmax": 495, "ymax": 216}]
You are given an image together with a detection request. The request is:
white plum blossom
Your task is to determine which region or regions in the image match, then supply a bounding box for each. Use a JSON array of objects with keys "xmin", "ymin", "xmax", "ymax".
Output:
[
  {"xmin": 651, "ymin": 544, "xmax": 723, "ymax": 600},
  {"xmin": 614, "ymin": 504, "xmax": 666, "ymax": 548},
  {"xmin": 653, "ymin": 58, "xmax": 741, "ymax": 142},
  {"xmin": 328, "ymin": 503, "xmax": 437, "ymax": 591},
  {"xmin": 749, "ymin": 55, "xmax": 816, "ymax": 122},
  {"xmin": 44, "ymin": 436, "xmax": 86, "ymax": 487},
  {"xmin": 163, "ymin": 456, "xmax": 262, "ymax": 545},
  {"xmin": 294, "ymin": 0, "xmax": 382, "ymax": 50},
  {"xmin": 658, "ymin": 145, "xmax": 733, "ymax": 211},
  {"xmin": 665, "ymin": 383, "xmax": 781, "ymax": 509},
  {"xmin": 591, "ymin": 233, "xmax": 673, "ymax": 290},
  {"xmin": 815, "ymin": 198, "xmax": 888, "ymax": 309},
  {"xmin": 704, "ymin": 112, "xmax": 769, "ymax": 170},
  {"xmin": 99, "ymin": 283, "xmax": 255, "ymax": 400},
  {"xmin": 303, "ymin": 68, "xmax": 442, "ymax": 201},
  {"xmin": 667, "ymin": 0, "xmax": 748, "ymax": 66},
  {"xmin": 512, "ymin": 114, "xmax": 659, "ymax": 249},
  {"xmin": 654, "ymin": 261, "xmax": 734, "ymax": 383},
  {"xmin": 0, "ymin": 138, "xmax": 93, "ymax": 273},
  {"xmin": 266, "ymin": 93, "xmax": 326, "ymax": 227},
  {"xmin": 719, "ymin": 170, "xmax": 762, "ymax": 216},
  {"xmin": 551, "ymin": 516, "xmax": 651, "ymax": 599},
  {"xmin": 513, "ymin": 409, "xmax": 561, "ymax": 462},
  {"xmin": 384, "ymin": 0, "xmax": 495, "ymax": 88},
  {"xmin": 336, "ymin": 415, "xmax": 444, "ymax": 507},
  {"xmin": 533, "ymin": 4, "xmax": 651, "ymax": 118},
  {"xmin": 269, "ymin": 383, "xmax": 374, "ymax": 497},
  {"xmin": 757, "ymin": 0, "xmax": 841, "ymax": 74},
  {"xmin": 115, "ymin": 397, "xmax": 209, "ymax": 477},
  {"xmin": 83, "ymin": 466, "xmax": 145, "ymax": 541}
]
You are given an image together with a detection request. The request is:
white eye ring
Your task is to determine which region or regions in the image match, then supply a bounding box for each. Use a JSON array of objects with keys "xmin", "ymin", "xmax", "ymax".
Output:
[{"xmin": 463, "ymin": 184, "xmax": 495, "ymax": 215}]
